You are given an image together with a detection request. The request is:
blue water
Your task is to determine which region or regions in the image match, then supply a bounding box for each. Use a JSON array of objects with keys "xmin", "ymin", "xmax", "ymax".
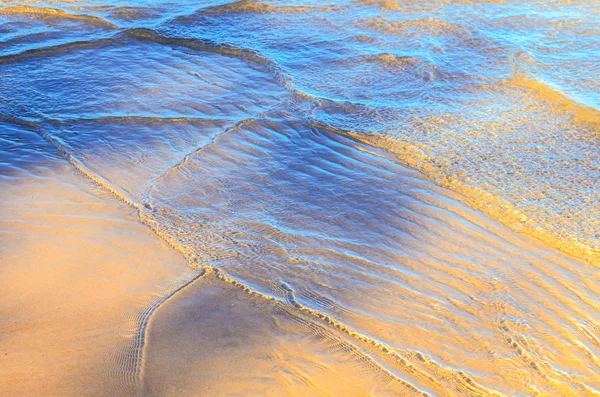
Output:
[{"xmin": 2, "ymin": 1, "xmax": 600, "ymax": 395}]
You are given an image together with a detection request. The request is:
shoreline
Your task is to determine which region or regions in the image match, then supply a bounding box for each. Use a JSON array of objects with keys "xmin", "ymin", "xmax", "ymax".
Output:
[{"xmin": 0, "ymin": 122, "xmax": 194, "ymax": 396}]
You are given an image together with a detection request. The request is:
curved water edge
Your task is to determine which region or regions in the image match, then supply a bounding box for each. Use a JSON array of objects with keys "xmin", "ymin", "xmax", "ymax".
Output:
[
  {"xmin": 12, "ymin": 112, "xmax": 505, "ymax": 395},
  {"xmin": 2, "ymin": 1, "xmax": 600, "ymax": 395}
]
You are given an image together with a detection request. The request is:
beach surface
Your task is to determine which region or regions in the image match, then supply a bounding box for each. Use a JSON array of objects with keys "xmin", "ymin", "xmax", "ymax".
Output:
[
  {"xmin": 0, "ymin": 122, "xmax": 195, "ymax": 396},
  {"xmin": 1, "ymin": 1, "xmax": 600, "ymax": 395}
]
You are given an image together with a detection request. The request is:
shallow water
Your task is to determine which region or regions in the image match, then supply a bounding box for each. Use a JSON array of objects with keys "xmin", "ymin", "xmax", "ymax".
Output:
[{"xmin": 1, "ymin": 1, "xmax": 600, "ymax": 395}]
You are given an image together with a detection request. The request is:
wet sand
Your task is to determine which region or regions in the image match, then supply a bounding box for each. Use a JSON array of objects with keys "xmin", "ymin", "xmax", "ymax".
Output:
[
  {"xmin": 2, "ymin": 1, "xmax": 600, "ymax": 395},
  {"xmin": 140, "ymin": 124, "xmax": 600, "ymax": 396},
  {"xmin": 3, "ymin": 116, "xmax": 600, "ymax": 396},
  {"xmin": 143, "ymin": 273, "xmax": 414, "ymax": 397},
  {"xmin": 0, "ymin": 122, "xmax": 195, "ymax": 396}
]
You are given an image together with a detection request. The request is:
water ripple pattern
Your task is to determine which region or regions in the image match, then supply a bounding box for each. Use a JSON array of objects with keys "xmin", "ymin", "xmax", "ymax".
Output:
[{"xmin": 2, "ymin": 0, "xmax": 600, "ymax": 395}]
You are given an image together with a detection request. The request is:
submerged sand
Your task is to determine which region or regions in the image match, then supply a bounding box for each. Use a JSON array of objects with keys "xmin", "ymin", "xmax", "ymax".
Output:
[{"xmin": 2, "ymin": 1, "xmax": 600, "ymax": 395}]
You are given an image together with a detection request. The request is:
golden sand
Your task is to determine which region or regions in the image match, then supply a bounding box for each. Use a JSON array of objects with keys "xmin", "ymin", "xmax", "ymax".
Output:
[{"xmin": 0, "ymin": 147, "xmax": 194, "ymax": 396}]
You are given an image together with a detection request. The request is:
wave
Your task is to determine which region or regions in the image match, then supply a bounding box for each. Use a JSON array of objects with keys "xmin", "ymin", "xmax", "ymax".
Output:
[
  {"xmin": 123, "ymin": 28, "xmax": 293, "ymax": 89},
  {"xmin": 0, "ymin": 5, "xmax": 117, "ymax": 29},
  {"xmin": 0, "ymin": 27, "xmax": 269, "ymax": 67},
  {"xmin": 0, "ymin": 38, "xmax": 116, "ymax": 64},
  {"xmin": 0, "ymin": 26, "xmax": 291, "ymax": 88},
  {"xmin": 124, "ymin": 27, "xmax": 267, "ymax": 64},
  {"xmin": 46, "ymin": 115, "xmax": 232, "ymax": 126}
]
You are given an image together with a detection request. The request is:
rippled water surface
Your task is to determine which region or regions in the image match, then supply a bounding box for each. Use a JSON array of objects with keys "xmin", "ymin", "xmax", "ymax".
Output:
[{"xmin": 1, "ymin": 1, "xmax": 600, "ymax": 395}]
